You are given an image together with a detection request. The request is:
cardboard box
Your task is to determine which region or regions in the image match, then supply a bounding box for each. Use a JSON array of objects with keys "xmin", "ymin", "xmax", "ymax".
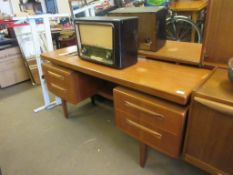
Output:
[
  {"xmin": 0, "ymin": 47, "xmax": 29, "ymax": 88},
  {"xmin": 30, "ymin": 66, "xmax": 40, "ymax": 85},
  {"xmin": 26, "ymin": 58, "xmax": 41, "ymax": 85}
]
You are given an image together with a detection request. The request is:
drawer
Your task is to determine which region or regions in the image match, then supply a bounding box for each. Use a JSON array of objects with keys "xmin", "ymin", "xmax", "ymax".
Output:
[
  {"xmin": 116, "ymin": 109, "xmax": 181, "ymax": 157},
  {"xmin": 43, "ymin": 62, "xmax": 73, "ymax": 88},
  {"xmin": 43, "ymin": 63, "xmax": 102, "ymax": 104},
  {"xmin": 114, "ymin": 87, "xmax": 187, "ymax": 135}
]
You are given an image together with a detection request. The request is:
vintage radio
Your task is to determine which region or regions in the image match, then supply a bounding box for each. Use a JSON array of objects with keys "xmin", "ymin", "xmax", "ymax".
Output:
[
  {"xmin": 109, "ymin": 7, "xmax": 167, "ymax": 52},
  {"xmin": 75, "ymin": 17, "xmax": 138, "ymax": 69}
]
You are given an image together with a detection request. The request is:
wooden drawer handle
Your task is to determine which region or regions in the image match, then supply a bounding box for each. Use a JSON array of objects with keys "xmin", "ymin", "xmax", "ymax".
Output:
[
  {"xmin": 194, "ymin": 97, "xmax": 233, "ymax": 117},
  {"xmin": 126, "ymin": 119, "xmax": 162, "ymax": 140},
  {"xmin": 51, "ymin": 83, "xmax": 66, "ymax": 92},
  {"xmin": 48, "ymin": 71, "xmax": 65, "ymax": 80},
  {"xmin": 124, "ymin": 101, "xmax": 164, "ymax": 120}
]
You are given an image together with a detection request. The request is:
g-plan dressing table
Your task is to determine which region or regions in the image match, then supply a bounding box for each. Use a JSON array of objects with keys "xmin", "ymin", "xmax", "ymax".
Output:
[{"xmin": 41, "ymin": 45, "xmax": 211, "ymax": 167}]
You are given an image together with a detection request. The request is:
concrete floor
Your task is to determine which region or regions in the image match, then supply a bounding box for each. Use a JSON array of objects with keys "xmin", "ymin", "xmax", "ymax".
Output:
[{"xmin": 0, "ymin": 82, "xmax": 208, "ymax": 175}]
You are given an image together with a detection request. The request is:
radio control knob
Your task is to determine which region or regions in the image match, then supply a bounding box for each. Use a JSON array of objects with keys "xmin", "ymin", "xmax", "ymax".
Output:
[
  {"xmin": 106, "ymin": 52, "xmax": 112, "ymax": 60},
  {"xmin": 81, "ymin": 48, "xmax": 88, "ymax": 54}
]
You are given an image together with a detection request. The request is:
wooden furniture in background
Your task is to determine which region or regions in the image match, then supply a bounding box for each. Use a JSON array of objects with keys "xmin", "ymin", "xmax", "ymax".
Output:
[
  {"xmin": 138, "ymin": 40, "xmax": 202, "ymax": 66},
  {"xmin": 58, "ymin": 29, "xmax": 76, "ymax": 49},
  {"xmin": 141, "ymin": 0, "xmax": 233, "ymax": 67},
  {"xmin": 51, "ymin": 28, "xmax": 75, "ymax": 49},
  {"xmin": 0, "ymin": 47, "xmax": 29, "ymax": 88},
  {"xmin": 109, "ymin": 7, "xmax": 167, "ymax": 51},
  {"xmin": 170, "ymin": 0, "xmax": 208, "ymax": 42},
  {"xmin": 114, "ymin": 87, "xmax": 188, "ymax": 166},
  {"xmin": 202, "ymin": 0, "xmax": 233, "ymax": 67},
  {"xmin": 170, "ymin": 0, "xmax": 208, "ymax": 14},
  {"xmin": 183, "ymin": 68, "xmax": 233, "ymax": 175}
]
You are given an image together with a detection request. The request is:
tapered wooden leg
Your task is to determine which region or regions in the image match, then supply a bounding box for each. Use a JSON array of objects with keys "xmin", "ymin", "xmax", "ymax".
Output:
[
  {"xmin": 62, "ymin": 99, "xmax": 69, "ymax": 119},
  {"xmin": 91, "ymin": 96, "xmax": 96, "ymax": 105},
  {"xmin": 140, "ymin": 142, "xmax": 148, "ymax": 168}
]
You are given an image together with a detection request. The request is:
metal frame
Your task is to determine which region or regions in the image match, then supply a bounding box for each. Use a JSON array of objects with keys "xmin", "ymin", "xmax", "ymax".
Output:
[{"xmin": 13, "ymin": 14, "xmax": 69, "ymax": 113}]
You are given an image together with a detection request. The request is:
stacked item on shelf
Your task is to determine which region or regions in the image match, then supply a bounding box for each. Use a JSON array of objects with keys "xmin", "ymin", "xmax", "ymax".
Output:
[
  {"xmin": 50, "ymin": 17, "xmax": 75, "ymax": 49},
  {"xmin": 58, "ymin": 30, "xmax": 76, "ymax": 48}
]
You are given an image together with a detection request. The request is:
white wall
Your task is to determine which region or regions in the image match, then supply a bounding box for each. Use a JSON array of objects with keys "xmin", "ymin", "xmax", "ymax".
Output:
[
  {"xmin": 56, "ymin": 0, "xmax": 71, "ymax": 15},
  {"xmin": 0, "ymin": 0, "xmax": 12, "ymax": 15},
  {"xmin": 10, "ymin": 0, "xmax": 21, "ymax": 14}
]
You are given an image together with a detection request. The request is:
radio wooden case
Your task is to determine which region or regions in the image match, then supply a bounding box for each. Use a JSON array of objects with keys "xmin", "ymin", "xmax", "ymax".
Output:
[
  {"xmin": 75, "ymin": 16, "xmax": 138, "ymax": 69},
  {"xmin": 109, "ymin": 7, "xmax": 167, "ymax": 52}
]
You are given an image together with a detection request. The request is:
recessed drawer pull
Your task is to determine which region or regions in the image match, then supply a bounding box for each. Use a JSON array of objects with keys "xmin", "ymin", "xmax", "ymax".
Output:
[
  {"xmin": 48, "ymin": 71, "xmax": 65, "ymax": 80},
  {"xmin": 51, "ymin": 83, "xmax": 66, "ymax": 92},
  {"xmin": 194, "ymin": 97, "xmax": 233, "ymax": 117},
  {"xmin": 126, "ymin": 119, "xmax": 162, "ymax": 139},
  {"xmin": 124, "ymin": 101, "xmax": 164, "ymax": 120}
]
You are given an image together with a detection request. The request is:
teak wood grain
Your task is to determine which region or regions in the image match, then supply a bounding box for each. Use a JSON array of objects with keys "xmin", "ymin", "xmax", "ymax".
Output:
[
  {"xmin": 114, "ymin": 87, "xmax": 188, "ymax": 158},
  {"xmin": 43, "ymin": 62, "xmax": 102, "ymax": 103},
  {"xmin": 202, "ymin": 0, "xmax": 233, "ymax": 65},
  {"xmin": 114, "ymin": 87, "xmax": 187, "ymax": 135},
  {"xmin": 195, "ymin": 68, "xmax": 233, "ymax": 106},
  {"xmin": 41, "ymin": 46, "xmax": 211, "ymax": 105},
  {"xmin": 183, "ymin": 69, "xmax": 233, "ymax": 175},
  {"xmin": 138, "ymin": 40, "xmax": 202, "ymax": 65}
]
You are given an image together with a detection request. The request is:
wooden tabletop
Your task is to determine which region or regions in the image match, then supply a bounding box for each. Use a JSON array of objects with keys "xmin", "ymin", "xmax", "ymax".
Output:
[
  {"xmin": 41, "ymin": 46, "xmax": 211, "ymax": 105},
  {"xmin": 196, "ymin": 68, "xmax": 233, "ymax": 106},
  {"xmin": 138, "ymin": 40, "xmax": 202, "ymax": 65},
  {"xmin": 170, "ymin": 0, "xmax": 208, "ymax": 12}
]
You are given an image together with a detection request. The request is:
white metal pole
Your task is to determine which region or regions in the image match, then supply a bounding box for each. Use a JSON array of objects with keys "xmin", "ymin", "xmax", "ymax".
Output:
[
  {"xmin": 30, "ymin": 19, "xmax": 51, "ymax": 111},
  {"xmin": 85, "ymin": 9, "xmax": 90, "ymax": 17},
  {"xmin": 43, "ymin": 17, "xmax": 53, "ymax": 51},
  {"xmin": 43, "ymin": 17, "xmax": 62, "ymax": 106},
  {"xmin": 90, "ymin": 7, "xmax": 95, "ymax": 16},
  {"xmin": 13, "ymin": 15, "xmax": 69, "ymax": 112}
]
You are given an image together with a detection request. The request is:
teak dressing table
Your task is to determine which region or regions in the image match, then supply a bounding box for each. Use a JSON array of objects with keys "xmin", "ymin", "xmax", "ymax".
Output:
[
  {"xmin": 41, "ymin": 45, "xmax": 211, "ymax": 167},
  {"xmin": 41, "ymin": 0, "xmax": 233, "ymax": 173}
]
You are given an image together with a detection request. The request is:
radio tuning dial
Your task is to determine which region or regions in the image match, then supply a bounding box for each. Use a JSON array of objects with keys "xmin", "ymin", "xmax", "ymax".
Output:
[{"xmin": 106, "ymin": 52, "xmax": 112, "ymax": 60}]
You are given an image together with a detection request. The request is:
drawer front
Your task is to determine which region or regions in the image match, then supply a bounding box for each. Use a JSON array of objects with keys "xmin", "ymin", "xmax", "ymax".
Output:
[
  {"xmin": 43, "ymin": 63, "xmax": 73, "ymax": 88},
  {"xmin": 43, "ymin": 63, "xmax": 78, "ymax": 103},
  {"xmin": 114, "ymin": 87, "xmax": 186, "ymax": 135},
  {"xmin": 116, "ymin": 109, "xmax": 181, "ymax": 157}
]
